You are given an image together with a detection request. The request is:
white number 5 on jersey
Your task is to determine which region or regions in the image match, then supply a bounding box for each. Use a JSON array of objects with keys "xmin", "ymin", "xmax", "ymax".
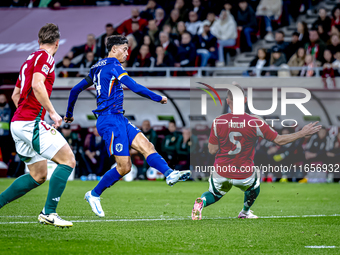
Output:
[{"xmin": 228, "ymin": 132, "xmax": 242, "ymax": 155}]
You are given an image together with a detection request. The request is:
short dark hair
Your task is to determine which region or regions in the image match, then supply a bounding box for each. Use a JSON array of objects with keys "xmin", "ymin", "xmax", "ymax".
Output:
[
  {"xmin": 106, "ymin": 23, "xmax": 113, "ymax": 28},
  {"xmin": 227, "ymin": 84, "xmax": 245, "ymax": 102},
  {"xmin": 276, "ymin": 30, "xmax": 285, "ymax": 37},
  {"xmin": 169, "ymin": 120, "xmax": 176, "ymax": 126},
  {"xmin": 106, "ymin": 35, "xmax": 128, "ymax": 52},
  {"xmin": 38, "ymin": 23, "xmax": 60, "ymax": 45},
  {"xmin": 292, "ymin": 32, "xmax": 299, "ymax": 37}
]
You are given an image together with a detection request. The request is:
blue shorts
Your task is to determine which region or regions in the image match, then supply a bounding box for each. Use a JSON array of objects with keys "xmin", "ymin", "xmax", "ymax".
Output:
[{"xmin": 96, "ymin": 113, "xmax": 140, "ymax": 157}]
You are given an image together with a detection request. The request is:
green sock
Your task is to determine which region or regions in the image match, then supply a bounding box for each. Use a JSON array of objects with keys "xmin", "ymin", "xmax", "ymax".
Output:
[
  {"xmin": 201, "ymin": 191, "xmax": 221, "ymax": 207},
  {"xmin": 0, "ymin": 174, "xmax": 40, "ymax": 208},
  {"xmin": 43, "ymin": 164, "xmax": 73, "ymax": 214},
  {"xmin": 243, "ymin": 186, "xmax": 260, "ymax": 212}
]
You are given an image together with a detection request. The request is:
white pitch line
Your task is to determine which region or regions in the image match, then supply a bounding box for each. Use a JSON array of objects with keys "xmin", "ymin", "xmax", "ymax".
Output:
[
  {"xmin": 305, "ymin": 246, "xmax": 338, "ymax": 249},
  {"xmin": 0, "ymin": 214, "xmax": 339, "ymax": 225}
]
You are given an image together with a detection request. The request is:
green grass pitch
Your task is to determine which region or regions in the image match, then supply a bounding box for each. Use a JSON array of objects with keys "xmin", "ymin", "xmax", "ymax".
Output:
[{"xmin": 0, "ymin": 179, "xmax": 339, "ymax": 254}]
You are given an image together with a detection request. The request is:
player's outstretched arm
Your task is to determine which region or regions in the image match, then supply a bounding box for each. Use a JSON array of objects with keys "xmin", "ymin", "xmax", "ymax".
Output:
[
  {"xmin": 120, "ymin": 75, "xmax": 164, "ymax": 103},
  {"xmin": 32, "ymin": 73, "xmax": 62, "ymax": 128},
  {"xmin": 64, "ymin": 76, "xmax": 93, "ymax": 123},
  {"xmin": 273, "ymin": 122, "xmax": 322, "ymax": 146}
]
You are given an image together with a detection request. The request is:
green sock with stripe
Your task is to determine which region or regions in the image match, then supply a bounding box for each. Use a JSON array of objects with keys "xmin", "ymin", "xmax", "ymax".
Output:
[
  {"xmin": 0, "ymin": 174, "xmax": 40, "ymax": 208},
  {"xmin": 43, "ymin": 164, "xmax": 73, "ymax": 214},
  {"xmin": 243, "ymin": 186, "xmax": 260, "ymax": 212},
  {"xmin": 201, "ymin": 191, "xmax": 221, "ymax": 207}
]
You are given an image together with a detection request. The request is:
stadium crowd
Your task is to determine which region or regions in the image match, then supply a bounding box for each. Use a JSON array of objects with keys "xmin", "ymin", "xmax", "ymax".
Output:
[{"xmin": 7, "ymin": 0, "xmax": 337, "ymax": 80}]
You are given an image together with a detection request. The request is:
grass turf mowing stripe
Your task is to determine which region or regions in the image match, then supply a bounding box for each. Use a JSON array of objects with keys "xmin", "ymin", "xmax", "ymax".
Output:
[{"xmin": 0, "ymin": 214, "xmax": 339, "ymax": 224}]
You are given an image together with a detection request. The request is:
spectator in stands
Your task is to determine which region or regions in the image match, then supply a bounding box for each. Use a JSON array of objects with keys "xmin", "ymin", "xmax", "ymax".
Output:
[
  {"xmin": 67, "ymin": 33, "xmax": 100, "ymax": 61},
  {"xmin": 211, "ymin": 10, "xmax": 237, "ymax": 66},
  {"xmin": 285, "ymin": 32, "xmax": 302, "ymax": 60},
  {"xmin": 84, "ymin": 127, "xmax": 108, "ymax": 181},
  {"xmin": 305, "ymin": 28, "xmax": 326, "ymax": 62},
  {"xmin": 140, "ymin": 0, "xmax": 159, "ymax": 21},
  {"xmin": 224, "ymin": 0, "xmax": 238, "ymax": 19},
  {"xmin": 140, "ymin": 120, "xmax": 158, "ymax": 176},
  {"xmin": 196, "ymin": 20, "xmax": 218, "ymax": 67},
  {"xmin": 131, "ymin": 21, "xmax": 144, "ymax": 46},
  {"xmin": 154, "ymin": 46, "xmax": 175, "ymax": 75},
  {"xmin": 143, "ymin": 35, "xmax": 156, "ymax": 55},
  {"xmin": 165, "ymin": 9, "xmax": 182, "ymax": 34},
  {"xmin": 331, "ymin": 6, "xmax": 340, "ymax": 28},
  {"xmin": 327, "ymin": 34, "xmax": 340, "ymax": 55},
  {"xmin": 174, "ymin": 21, "xmax": 188, "ymax": 46},
  {"xmin": 58, "ymin": 56, "xmax": 77, "ymax": 78},
  {"xmin": 0, "ymin": 93, "xmax": 12, "ymax": 165},
  {"xmin": 273, "ymin": 127, "xmax": 299, "ymax": 182},
  {"xmin": 174, "ymin": 0, "xmax": 189, "ymax": 21},
  {"xmin": 246, "ymin": 48, "xmax": 269, "ymax": 76},
  {"xmin": 155, "ymin": 8, "xmax": 166, "ymax": 29},
  {"xmin": 332, "ymin": 50, "xmax": 340, "ymax": 76},
  {"xmin": 132, "ymin": 44, "xmax": 154, "ymax": 76},
  {"xmin": 175, "ymin": 128, "xmax": 199, "ymax": 170},
  {"xmin": 147, "ymin": 20, "xmax": 160, "ymax": 44},
  {"xmin": 189, "ymin": 0, "xmax": 207, "ymax": 21},
  {"xmin": 99, "ymin": 23, "xmax": 119, "ymax": 59},
  {"xmin": 297, "ymin": 21, "xmax": 310, "ymax": 46},
  {"xmin": 321, "ymin": 49, "xmax": 336, "ymax": 88},
  {"xmin": 162, "ymin": 121, "xmax": 181, "ymax": 168},
  {"xmin": 269, "ymin": 46, "xmax": 286, "ymax": 76},
  {"xmin": 325, "ymin": 130, "xmax": 340, "ymax": 165},
  {"xmin": 126, "ymin": 34, "xmax": 138, "ymax": 67},
  {"xmin": 236, "ymin": 0, "xmax": 257, "ymax": 52},
  {"xmin": 77, "ymin": 51, "xmax": 97, "ymax": 77},
  {"xmin": 197, "ymin": 11, "xmax": 217, "ymax": 35},
  {"xmin": 185, "ymin": 11, "xmax": 202, "ymax": 36},
  {"xmin": 300, "ymin": 54, "xmax": 316, "ymax": 77},
  {"xmin": 274, "ymin": 31, "xmax": 289, "ymax": 55},
  {"xmin": 158, "ymin": 31, "xmax": 178, "ymax": 57},
  {"xmin": 313, "ymin": 7, "xmax": 332, "ymax": 43},
  {"xmin": 300, "ymin": 127, "xmax": 328, "ymax": 183},
  {"xmin": 288, "ymin": 47, "xmax": 306, "ymax": 76},
  {"xmin": 175, "ymin": 32, "xmax": 197, "ymax": 69},
  {"xmin": 256, "ymin": 0, "xmax": 282, "ymax": 43},
  {"xmin": 116, "ymin": 8, "xmax": 148, "ymax": 36}
]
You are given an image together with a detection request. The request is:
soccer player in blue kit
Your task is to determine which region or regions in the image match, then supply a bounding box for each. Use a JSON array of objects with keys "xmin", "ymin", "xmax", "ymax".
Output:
[{"xmin": 64, "ymin": 35, "xmax": 191, "ymax": 217}]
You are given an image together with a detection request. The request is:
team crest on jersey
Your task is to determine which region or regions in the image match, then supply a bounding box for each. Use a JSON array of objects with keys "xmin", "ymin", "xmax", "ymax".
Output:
[
  {"xmin": 50, "ymin": 129, "xmax": 57, "ymax": 135},
  {"xmin": 42, "ymin": 64, "xmax": 50, "ymax": 75},
  {"xmin": 116, "ymin": 143, "xmax": 123, "ymax": 152}
]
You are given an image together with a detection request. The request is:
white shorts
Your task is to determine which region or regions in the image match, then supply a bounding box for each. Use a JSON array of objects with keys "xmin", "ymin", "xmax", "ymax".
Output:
[
  {"xmin": 11, "ymin": 120, "xmax": 67, "ymax": 165},
  {"xmin": 209, "ymin": 169, "xmax": 261, "ymax": 198}
]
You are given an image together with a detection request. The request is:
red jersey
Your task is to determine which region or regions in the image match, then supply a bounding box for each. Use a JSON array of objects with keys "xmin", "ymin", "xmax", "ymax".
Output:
[
  {"xmin": 12, "ymin": 49, "xmax": 55, "ymax": 122},
  {"xmin": 209, "ymin": 113, "xmax": 278, "ymax": 179}
]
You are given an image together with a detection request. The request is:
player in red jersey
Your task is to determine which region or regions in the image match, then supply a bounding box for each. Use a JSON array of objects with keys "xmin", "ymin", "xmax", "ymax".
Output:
[
  {"xmin": 0, "ymin": 24, "xmax": 75, "ymax": 228},
  {"xmin": 192, "ymin": 84, "xmax": 321, "ymax": 220}
]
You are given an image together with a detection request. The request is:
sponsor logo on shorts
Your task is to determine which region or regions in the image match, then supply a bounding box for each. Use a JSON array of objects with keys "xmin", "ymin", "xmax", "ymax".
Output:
[
  {"xmin": 50, "ymin": 129, "xmax": 57, "ymax": 135},
  {"xmin": 116, "ymin": 143, "xmax": 123, "ymax": 152},
  {"xmin": 42, "ymin": 64, "xmax": 50, "ymax": 75}
]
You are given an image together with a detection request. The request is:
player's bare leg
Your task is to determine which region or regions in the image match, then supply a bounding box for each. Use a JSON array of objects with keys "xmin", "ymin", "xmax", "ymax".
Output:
[
  {"xmin": 131, "ymin": 132, "xmax": 191, "ymax": 186},
  {"xmin": 0, "ymin": 160, "xmax": 47, "ymax": 209},
  {"xmin": 38, "ymin": 144, "xmax": 75, "ymax": 228}
]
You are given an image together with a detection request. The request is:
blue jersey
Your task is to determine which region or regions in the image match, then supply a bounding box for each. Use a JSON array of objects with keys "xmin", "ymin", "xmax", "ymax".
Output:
[
  {"xmin": 89, "ymin": 57, "xmax": 127, "ymax": 114},
  {"xmin": 66, "ymin": 57, "xmax": 162, "ymax": 118}
]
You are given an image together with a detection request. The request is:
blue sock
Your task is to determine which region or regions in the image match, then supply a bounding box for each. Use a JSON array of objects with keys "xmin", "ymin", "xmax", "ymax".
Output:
[
  {"xmin": 146, "ymin": 153, "xmax": 173, "ymax": 177},
  {"xmin": 92, "ymin": 166, "xmax": 122, "ymax": 197}
]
